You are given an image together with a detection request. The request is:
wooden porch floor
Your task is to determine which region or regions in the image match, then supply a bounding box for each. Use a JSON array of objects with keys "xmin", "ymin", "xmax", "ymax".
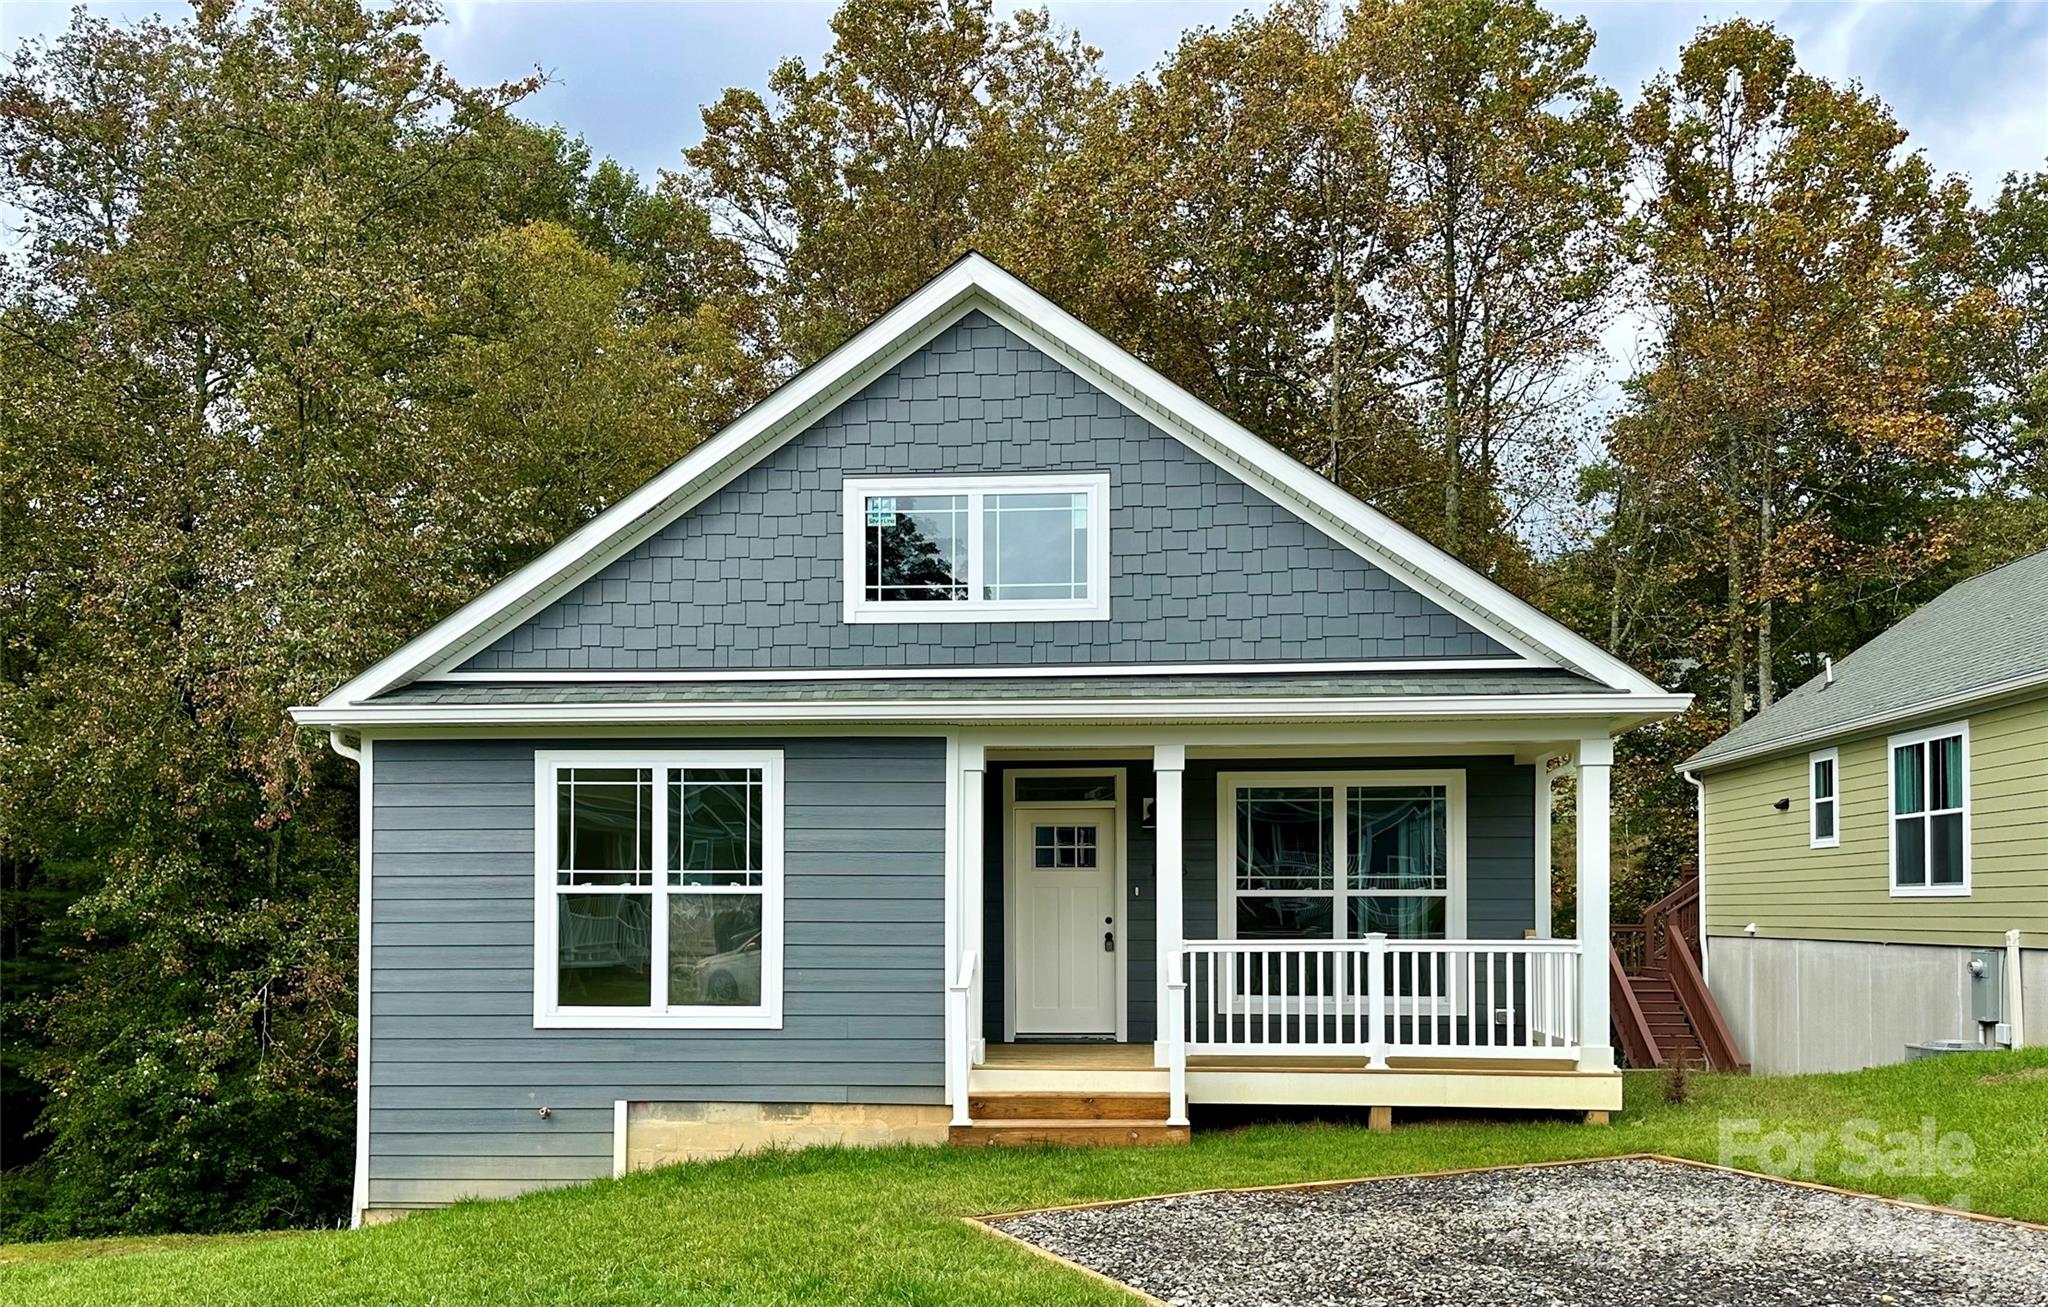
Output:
[{"xmin": 979, "ymin": 1042, "xmax": 1156, "ymax": 1070}]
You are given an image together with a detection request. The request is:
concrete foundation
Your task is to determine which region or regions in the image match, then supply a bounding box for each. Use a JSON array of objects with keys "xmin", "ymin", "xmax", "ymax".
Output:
[
  {"xmin": 623, "ymin": 1101, "xmax": 950, "ymax": 1171},
  {"xmin": 1707, "ymin": 935, "xmax": 2047, "ymax": 1075}
]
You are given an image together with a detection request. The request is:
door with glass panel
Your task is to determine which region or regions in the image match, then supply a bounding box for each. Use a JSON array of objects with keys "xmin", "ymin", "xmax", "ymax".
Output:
[{"xmin": 1012, "ymin": 810, "xmax": 1119, "ymax": 1036}]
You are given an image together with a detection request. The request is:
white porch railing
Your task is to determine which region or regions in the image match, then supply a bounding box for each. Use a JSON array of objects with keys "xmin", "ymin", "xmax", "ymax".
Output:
[{"xmin": 1179, "ymin": 935, "xmax": 1581, "ymax": 1064}]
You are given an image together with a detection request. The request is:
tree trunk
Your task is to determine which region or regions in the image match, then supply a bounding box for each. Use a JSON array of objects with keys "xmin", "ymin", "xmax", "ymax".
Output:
[
  {"xmin": 1441, "ymin": 174, "xmax": 1463, "ymax": 553},
  {"xmin": 1757, "ymin": 468, "xmax": 1775, "ymax": 710},
  {"xmin": 1726, "ymin": 518, "xmax": 1745, "ymax": 729}
]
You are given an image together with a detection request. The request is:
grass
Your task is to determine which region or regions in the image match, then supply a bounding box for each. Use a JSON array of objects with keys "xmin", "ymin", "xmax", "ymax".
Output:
[{"xmin": 6, "ymin": 1049, "xmax": 2046, "ymax": 1306}]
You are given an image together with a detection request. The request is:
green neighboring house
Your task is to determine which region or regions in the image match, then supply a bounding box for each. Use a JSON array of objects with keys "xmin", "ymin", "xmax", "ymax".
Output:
[{"xmin": 1683, "ymin": 548, "xmax": 2048, "ymax": 1075}]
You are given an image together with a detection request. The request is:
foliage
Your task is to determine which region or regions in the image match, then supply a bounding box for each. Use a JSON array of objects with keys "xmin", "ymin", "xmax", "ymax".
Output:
[
  {"xmin": 5, "ymin": 1049, "xmax": 2048, "ymax": 1304},
  {"xmin": 0, "ymin": 0, "xmax": 740, "ymax": 1237}
]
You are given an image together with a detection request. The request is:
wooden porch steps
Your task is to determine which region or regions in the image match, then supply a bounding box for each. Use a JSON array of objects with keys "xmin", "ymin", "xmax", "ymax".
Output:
[
  {"xmin": 1610, "ymin": 878, "xmax": 1748, "ymax": 1073},
  {"xmin": 950, "ymin": 1091, "xmax": 1189, "ymax": 1147}
]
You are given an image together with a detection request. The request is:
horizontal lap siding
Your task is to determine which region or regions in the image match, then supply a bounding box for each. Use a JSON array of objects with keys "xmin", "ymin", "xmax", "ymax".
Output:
[
  {"xmin": 1704, "ymin": 695, "xmax": 2048, "ymax": 947},
  {"xmin": 367, "ymin": 736, "xmax": 946, "ymax": 1207}
]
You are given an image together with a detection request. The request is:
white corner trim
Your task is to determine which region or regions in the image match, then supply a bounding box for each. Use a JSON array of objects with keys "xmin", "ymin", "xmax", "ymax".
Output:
[
  {"xmin": 307, "ymin": 255, "xmax": 1664, "ymax": 711},
  {"xmin": 612, "ymin": 1100, "xmax": 628, "ymax": 1179},
  {"xmin": 332, "ymin": 732, "xmax": 372, "ymax": 1230}
]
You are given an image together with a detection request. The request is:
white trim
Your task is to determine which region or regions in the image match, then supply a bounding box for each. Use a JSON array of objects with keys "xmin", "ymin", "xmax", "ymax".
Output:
[
  {"xmin": 332, "ymin": 733, "xmax": 371, "ymax": 1230},
  {"xmin": 1533, "ymin": 758, "xmax": 1554, "ymax": 937},
  {"xmin": 1214, "ymin": 768, "xmax": 1470, "ymax": 952},
  {"xmin": 305, "ymin": 255, "xmax": 1664, "ymax": 711},
  {"xmin": 426, "ymin": 657, "xmax": 1538, "ymax": 684},
  {"xmin": 532, "ymin": 748, "xmax": 786, "ymax": 1029},
  {"xmin": 1886, "ymin": 720, "xmax": 1972, "ymax": 898},
  {"xmin": 1685, "ymin": 769, "xmax": 1707, "ymax": 983},
  {"xmin": 1807, "ymin": 747, "xmax": 1840, "ymax": 849},
  {"xmin": 611, "ymin": 1100, "xmax": 628, "ymax": 1179},
  {"xmin": 1574, "ymin": 737, "xmax": 1615, "ymax": 1072},
  {"xmin": 840, "ymin": 473, "xmax": 1111, "ymax": 624},
  {"xmin": 297, "ymin": 692, "xmax": 1691, "ymax": 729},
  {"xmin": 1001, "ymin": 767, "xmax": 1130, "ymax": 1044}
]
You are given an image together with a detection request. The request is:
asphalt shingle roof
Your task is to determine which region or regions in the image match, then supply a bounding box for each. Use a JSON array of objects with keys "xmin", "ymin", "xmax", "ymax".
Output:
[
  {"xmin": 375, "ymin": 667, "xmax": 1616, "ymax": 707},
  {"xmin": 1684, "ymin": 547, "xmax": 2048, "ymax": 771}
]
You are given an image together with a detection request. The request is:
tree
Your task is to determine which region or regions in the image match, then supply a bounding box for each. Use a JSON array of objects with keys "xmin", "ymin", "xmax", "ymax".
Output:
[
  {"xmin": 1615, "ymin": 20, "xmax": 1982, "ymax": 729},
  {"xmin": 685, "ymin": 0, "xmax": 1104, "ymax": 367},
  {"xmin": 1357, "ymin": 0, "xmax": 1631, "ymax": 564},
  {"xmin": 0, "ymin": 0, "xmax": 736, "ymax": 1235}
]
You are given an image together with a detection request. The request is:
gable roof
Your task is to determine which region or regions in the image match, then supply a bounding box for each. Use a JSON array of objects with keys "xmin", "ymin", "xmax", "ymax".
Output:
[
  {"xmin": 1685, "ymin": 547, "xmax": 2048, "ymax": 773},
  {"xmin": 299, "ymin": 253, "xmax": 1671, "ymax": 720}
]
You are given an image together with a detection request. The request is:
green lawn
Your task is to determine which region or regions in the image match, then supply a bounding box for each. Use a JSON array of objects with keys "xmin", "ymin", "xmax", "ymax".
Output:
[{"xmin": 7, "ymin": 1049, "xmax": 2046, "ymax": 1306}]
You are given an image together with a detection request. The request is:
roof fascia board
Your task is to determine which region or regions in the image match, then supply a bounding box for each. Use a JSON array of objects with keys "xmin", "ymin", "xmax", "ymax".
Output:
[
  {"xmin": 1683, "ymin": 669, "xmax": 2048, "ymax": 775},
  {"xmin": 292, "ymin": 691, "xmax": 1691, "ymax": 729}
]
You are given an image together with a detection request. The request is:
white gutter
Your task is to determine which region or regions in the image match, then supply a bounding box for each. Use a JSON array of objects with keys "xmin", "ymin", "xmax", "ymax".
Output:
[
  {"xmin": 326, "ymin": 731, "xmax": 373, "ymax": 1229},
  {"xmin": 1685, "ymin": 769, "xmax": 1707, "ymax": 983},
  {"xmin": 293, "ymin": 692, "xmax": 1693, "ymax": 730}
]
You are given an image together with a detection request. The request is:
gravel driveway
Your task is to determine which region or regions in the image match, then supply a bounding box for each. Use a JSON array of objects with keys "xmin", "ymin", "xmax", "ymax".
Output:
[{"xmin": 986, "ymin": 1157, "xmax": 2048, "ymax": 1306}]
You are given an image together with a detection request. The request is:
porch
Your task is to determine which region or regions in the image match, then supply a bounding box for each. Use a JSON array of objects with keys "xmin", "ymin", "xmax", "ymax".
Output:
[{"xmin": 942, "ymin": 735, "xmax": 1625, "ymax": 1138}]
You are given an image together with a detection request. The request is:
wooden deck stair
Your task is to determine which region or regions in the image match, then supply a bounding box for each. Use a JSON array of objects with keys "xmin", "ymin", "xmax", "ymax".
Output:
[
  {"xmin": 950, "ymin": 1091, "xmax": 1189, "ymax": 1147},
  {"xmin": 1610, "ymin": 877, "xmax": 1747, "ymax": 1073}
]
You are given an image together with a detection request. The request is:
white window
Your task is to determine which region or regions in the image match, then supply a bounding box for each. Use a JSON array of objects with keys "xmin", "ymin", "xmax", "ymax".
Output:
[
  {"xmin": 534, "ymin": 750, "xmax": 784, "ymax": 1028},
  {"xmin": 840, "ymin": 474, "xmax": 1110, "ymax": 623},
  {"xmin": 1808, "ymin": 748, "xmax": 1839, "ymax": 848},
  {"xmin": 1888, "ymin": 722, "xmax": 1969, "ymax": 897},
  {"xmin": 1218, "ymin": 770, "xmax": 1467, "ymax": 943}
]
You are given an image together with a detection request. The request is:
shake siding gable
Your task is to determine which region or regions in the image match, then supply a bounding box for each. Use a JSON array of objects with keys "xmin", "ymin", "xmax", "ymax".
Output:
[
  {"xmin": 1703, "ymin": 693, "xmax": 2048, "ymax": 948},
  {"xmin": 367, "ymin": 736, "xmax": 946, "ymax": 1207},
  {"xmin": 457, "ymin": 311, "xmax": 1508, "ymax": 674}
]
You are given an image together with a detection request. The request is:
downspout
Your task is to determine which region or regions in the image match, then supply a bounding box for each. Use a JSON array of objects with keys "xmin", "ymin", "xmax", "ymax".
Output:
[
  {"xmin": 2009, "ymin": 929, "xmax": 2027, "ymax": 1049},
  {"xmin": 328, "ymin": 731, "xmax": 372, "ymax": 1229},
  {"xmin": 1684, "ymin": 770, "xmax": 1707, "ymax": 984}
]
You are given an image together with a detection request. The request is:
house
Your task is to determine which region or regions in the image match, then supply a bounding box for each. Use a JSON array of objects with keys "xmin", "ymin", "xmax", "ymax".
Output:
[
  {"xmin": 293, "ymin": 254, "xmax": 1690, "ymax": 1227},
  {"xmin": 1682, "ymin": 548, "xmax": 2048, "ymax": 1075}
]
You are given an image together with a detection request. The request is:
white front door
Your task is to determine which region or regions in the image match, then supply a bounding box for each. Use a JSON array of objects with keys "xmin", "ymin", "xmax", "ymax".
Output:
[{"xmin": 1012, "ymin": 809, "xmax": 1118, "ymax": 1036}]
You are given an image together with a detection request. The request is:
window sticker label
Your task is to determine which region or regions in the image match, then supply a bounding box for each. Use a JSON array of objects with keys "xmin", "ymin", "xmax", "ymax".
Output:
[{"xmin": 866, "ymin": 497, "xmax": 897, "ymax": 527}]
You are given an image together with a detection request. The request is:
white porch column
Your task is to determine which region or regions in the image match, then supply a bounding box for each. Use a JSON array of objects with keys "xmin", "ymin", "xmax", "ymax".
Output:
[
  {"xmin": 961, "ymin": 742, "xmax": 987, "ymax": 1066},
  {"xmin": 1152, "ymin": 743, "xmax": 1186, "ymax": 1068},
  {"xmin": 1575, "ymin": 737, "xmax": 1615, "ymax": 1072}
]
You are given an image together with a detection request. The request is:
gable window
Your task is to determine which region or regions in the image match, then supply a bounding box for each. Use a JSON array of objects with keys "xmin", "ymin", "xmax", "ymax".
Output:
[
  {"xmin": 1889, "ymin": 723, "xmax": 1968, "ymax": 896},
  {"xmin": 1220, "ymin": 771, "xmax": 1466, "ymax": 945},
  {"xmin": 841, "ymin": 474, "xmax": 1110, "ymax": 623},
  {"xmin": 536, "ymin": 750, "xmax": 783, "ymax": 1028},
  {"xmin": 1808, "ymin": 748, "xmax": 1839, "ymax": 848}
]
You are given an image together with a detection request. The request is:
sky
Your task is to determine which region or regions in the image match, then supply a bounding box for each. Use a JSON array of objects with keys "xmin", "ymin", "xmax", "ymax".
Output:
[{"xmin": 4, "ymin": 1, "xmax": 2044, "ymax": 202}]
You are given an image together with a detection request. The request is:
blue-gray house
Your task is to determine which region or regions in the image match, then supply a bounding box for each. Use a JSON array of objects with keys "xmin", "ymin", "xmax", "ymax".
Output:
[{"xmin": 296, "ymin": 254, "xmax": 1688, "ymax": 1225}]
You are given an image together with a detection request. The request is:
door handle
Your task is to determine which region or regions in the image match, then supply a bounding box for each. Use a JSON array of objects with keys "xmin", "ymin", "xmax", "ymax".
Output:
[{"xmin": 1104, "ymin": 930, "xmax": 1115, "ymax": 953}]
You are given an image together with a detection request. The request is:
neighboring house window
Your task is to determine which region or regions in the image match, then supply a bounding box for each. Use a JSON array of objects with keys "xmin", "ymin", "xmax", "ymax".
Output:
[
  {"xmin": 840, "ymin": 474, "xmax": 1111, "ymax": 623},
  {"xmin": 1220, "ymin": 771, "xmax": 1466, "ymax": 943},
  {"xmin": 1889, "ymin": 723, "xmax": 1969, "ymax": 896},
  {"xmin": 535, "ymin": 750, "xmax": 784, "ymax": 1028},
  {"xmin": 1808, "ymin": 748, "xmax": 1839, "ymax": 848}
]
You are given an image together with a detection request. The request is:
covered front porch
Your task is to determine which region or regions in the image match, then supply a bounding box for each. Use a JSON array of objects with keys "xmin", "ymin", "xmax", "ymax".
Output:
[{"xmin": 941, "ymin": 728, "xmax": 1627, "ymax": 1137}]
